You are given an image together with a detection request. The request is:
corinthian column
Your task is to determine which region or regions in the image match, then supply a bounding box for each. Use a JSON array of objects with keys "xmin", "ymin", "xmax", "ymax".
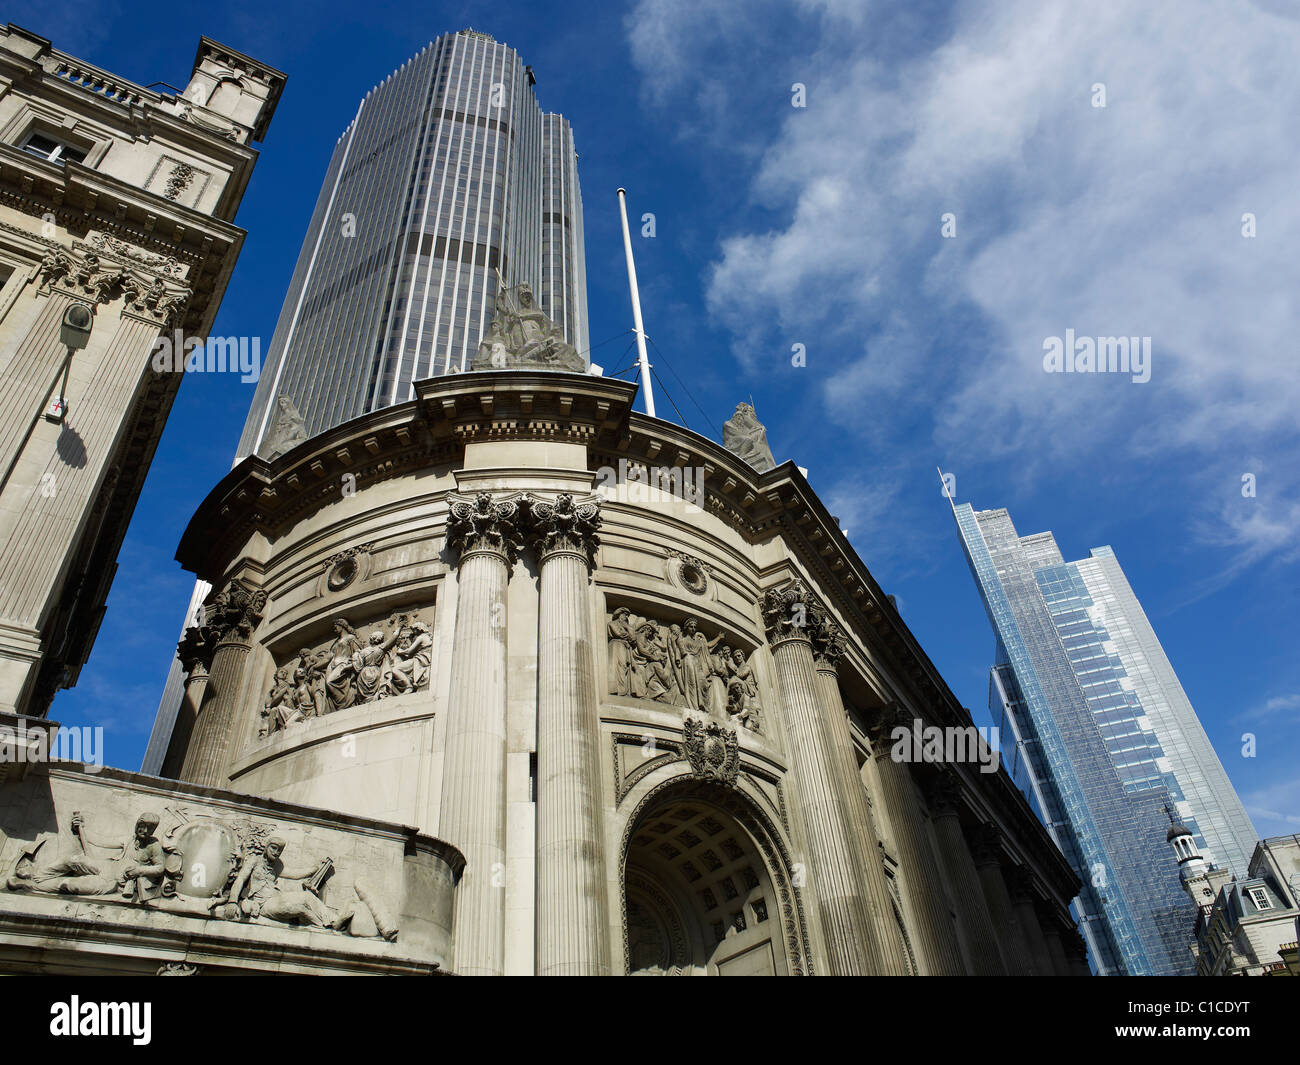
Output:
[
  {"xmin": 179, "ymin": 580, "xmax": 267, "ymax": 788},
  {"xmin": 440, "ymin": 491, "xmax": 525, "ymax": 976},
  {"xmin": 968, "ymin": 823, "xmax": 1036, "ymax": 975},
  {"xmin": 528, "ymin": 493, "xmax": 610, "ymax": 976},
  {"xmin": 162, "ymin": 625, "xmax": 214, "ymax": 778},
  {"xmin": 864, "ymin": 706, "xmax": 965, "ymax": 975},
  {"xmin": 761, "ymin": 580, "xmax": 883, "ymax": 975},
  {"xmin": 809, "ymin": 614, "xmax": 910, "ymax": 974},
  {"xmin": 922, "ymin": 769, "xmax": 1005, "ymax": 974}
]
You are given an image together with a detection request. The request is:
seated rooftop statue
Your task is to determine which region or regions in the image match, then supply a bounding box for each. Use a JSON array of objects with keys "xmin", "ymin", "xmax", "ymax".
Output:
[{"xmin": 472, "ymin": 281, "xmax": 585, "ymax": 372}]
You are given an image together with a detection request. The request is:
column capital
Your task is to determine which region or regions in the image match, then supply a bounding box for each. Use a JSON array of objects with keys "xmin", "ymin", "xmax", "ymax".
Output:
[
  {"xmin": 967, "ymin": 822, "xmax": 1006, "ymax": 868},
  {"xmin": 863, "ymin": 702, "xmax": 913, "ymax": 756},
  {"xmin": 527, "ymin": 492, "xmax": 601, "ymax": 569},
  {"xmin": 922, "ymin": 765, "xmax": 963, "ymax": 818},
  {"xmin": 177, "ymin": 623, "xmax": 214, "ymax": 680},
  {"xmin": 447, "ymin": 491, "xmax": 527, "ymax": 566},
  {"xmin": 1004, "ymin": 863, "xmax": 1040, "ymax": 904},
  {"xmin": 202, "ymin": 578, "xmax": 267, "ymax": 648},
  {"xmin": 810, "ymin": 611, "xmax": 847, "ymax": 674},
  {"xmin": 760, "ymin": 578, "xmax": 818, "ymax": 647}
]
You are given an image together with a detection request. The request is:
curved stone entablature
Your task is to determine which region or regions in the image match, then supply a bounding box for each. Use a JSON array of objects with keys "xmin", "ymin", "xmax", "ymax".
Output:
[{"xmin": 0, "ymin": 764, "xmax": 462, "ymax": 975}]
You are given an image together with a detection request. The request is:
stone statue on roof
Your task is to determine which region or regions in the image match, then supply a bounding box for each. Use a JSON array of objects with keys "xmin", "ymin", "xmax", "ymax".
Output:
[
  {"xmin": 472, "ymin": 277, "xmax": 585, "ymax": 372},
  {"xmin": 722, "ymin": 401, "xmax": 776, "ymax": 473}
]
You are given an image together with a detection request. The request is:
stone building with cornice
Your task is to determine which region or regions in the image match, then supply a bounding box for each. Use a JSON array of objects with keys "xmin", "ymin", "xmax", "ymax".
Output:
[
  {"xmin": 0, "ymin": 28, "xmax": 1086, "ymax": 976},
  {"xmin": 0, "ymin": 24, "xmax": 283, "ymax": 719},
  {"xmin": 0, "ymin": 355, "xmax": 1084, "ymax": 976}
]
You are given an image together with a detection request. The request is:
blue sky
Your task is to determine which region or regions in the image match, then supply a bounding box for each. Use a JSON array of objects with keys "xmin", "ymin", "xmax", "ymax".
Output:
[{"xmin": 30, "ymin": 0, "xmax": 1299, "ymax": 838}]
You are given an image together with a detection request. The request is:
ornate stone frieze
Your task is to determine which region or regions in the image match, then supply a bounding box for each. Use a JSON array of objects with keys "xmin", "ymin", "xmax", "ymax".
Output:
[
  {"xmin": 35, "ymin": 241, "xmax": 191, "ymax": 326},
  {"xmin": 528, "ymin": 492, "xmax": 601, "ymax": 567},
  {"xmin": 446, "ymin": 491, "xmax": 526, "ymax": 565},
  {"xmin": 607, "ymin": 607, "xmax": 762, "ymax": 733},
  {"xmin": 471, "ymin": 281, "xmax": 585, "ymax": 371},
  {"xmin": 5, "ymin": 808, "xmax": 398, "ymax": 940},
  {"xmin": 157, "ymin": 961, "xmax": 200, "ymax": 975},
  {"xmin": 683, "ymin": 714, "xmax": 740, "ymax": 785},
  {"xmin": 163, "ymin": 162, "xmax": 196, "ymax": 201},
  {"xmin": 260, "ymin": 611, "xmax": 433, "ymax": 737},
  {"xmin": 722, "ymin": 401, "xmax": 776, "ymax": 473}
]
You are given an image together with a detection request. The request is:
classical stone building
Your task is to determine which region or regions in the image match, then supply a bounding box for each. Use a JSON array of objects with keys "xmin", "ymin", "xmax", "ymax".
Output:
[
  {"xmin": 0, "ymin": 29, "xmax": 1083, "ymax": 976},
  {"xmin": 0, "ymin": 24, "xmax": 283, "ymax": 718},
  {"xmin": 6, "ymin": 305, "xmax": 1082, "ymax": 974}
]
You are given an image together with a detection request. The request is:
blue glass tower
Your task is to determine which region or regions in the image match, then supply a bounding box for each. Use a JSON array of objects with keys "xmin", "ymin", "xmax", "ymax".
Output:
[{"xmin": 952, "ymin": 502, "xmax": 1256, "ymax": 975}]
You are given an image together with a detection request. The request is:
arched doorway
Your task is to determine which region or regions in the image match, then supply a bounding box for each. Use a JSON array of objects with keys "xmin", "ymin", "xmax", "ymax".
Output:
[{"xmin": 621, "ymin": 784, "xmax": 800, "ymax": 975}]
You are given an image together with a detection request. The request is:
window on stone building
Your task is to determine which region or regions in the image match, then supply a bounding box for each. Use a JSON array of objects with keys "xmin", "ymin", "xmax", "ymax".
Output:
[
  {"xmin": 20, "ymin": 131, "xmax": 88, "ymax": 166},
  {"xmin": 1247, "ymin": 887, "xmax": 1271, "ymax": 911}
]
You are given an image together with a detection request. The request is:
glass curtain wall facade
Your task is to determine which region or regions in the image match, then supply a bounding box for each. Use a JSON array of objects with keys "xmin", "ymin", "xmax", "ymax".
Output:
[
  {"xmin": 953, "ymin": 504, "xmax": 1255, "ymax": 975},
  {"xmin": 237, "ymin": 28, "xmax": 588, "ymax": 458}
]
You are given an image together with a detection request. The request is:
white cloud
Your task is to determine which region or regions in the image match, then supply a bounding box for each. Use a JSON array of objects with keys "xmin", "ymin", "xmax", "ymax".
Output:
[{"xmin": 629, "ymin": 0, "xmax": 1300, "ymax": 568}]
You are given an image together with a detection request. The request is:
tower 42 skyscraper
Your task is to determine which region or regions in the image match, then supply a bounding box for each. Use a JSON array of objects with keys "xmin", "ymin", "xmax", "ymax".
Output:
[
  {"xmin": 239, "ymin": 27, "xmax": 588, "ymax": 459},
  {"xmin": 143, "ymin": 29, "xmax": 588, "ymax": 774}
]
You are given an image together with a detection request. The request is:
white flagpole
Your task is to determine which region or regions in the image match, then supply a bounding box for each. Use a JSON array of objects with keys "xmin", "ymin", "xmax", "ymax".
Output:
[{"xmin": 617, "ymin": 187, "xmax": 655, "ymax": 417}]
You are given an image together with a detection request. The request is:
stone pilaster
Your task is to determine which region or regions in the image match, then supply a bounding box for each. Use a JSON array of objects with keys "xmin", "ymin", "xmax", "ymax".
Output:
[
  {"xmin": 922, "ymin": 769, "xmax": 1006, "ymax": 974},
  {"xmin": 178, "ymin": 579, "xmax": 266, "ymax": 787},
  {"xmin": 1006, "ymin": 863, "xmax": 1056, "ymax": 977},
  {"xmin": 528, "ymin": 493, "xmax": 610, "ymax": 976},
  {"xmin": 439, "ymin": 491, "xmax": 524, "ymax": 976},
  {"xmin": 968, "ymin": 823, "xmax": 1037, "ymax": 974},
  {"xmin": 760, "ymin": 580, "xmax": 883, "ymax": 975},
  {"xmin": 809, "ymin": 612, "xmax": 910, "ymax": 974},
  {"xmin": 864, "ymin": 705, "xmax": 965, "ymax": 975}
]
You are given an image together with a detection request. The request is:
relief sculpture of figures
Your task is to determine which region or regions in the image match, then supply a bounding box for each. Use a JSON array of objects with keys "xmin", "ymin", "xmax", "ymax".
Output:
[
  {"xmin": 607, "ymin": 609, "xmax": 762, "ymax": 733},
  {"xmin": 260, "ymin": 612, "xmax": 433, "ymax": 738},
  {"xmin": 5, "ymin": 812, "xmax": 179, "ymax": 901},
  {"xmin": 215, "ymin": 836, "xmax": 397, "ymax": 940}
]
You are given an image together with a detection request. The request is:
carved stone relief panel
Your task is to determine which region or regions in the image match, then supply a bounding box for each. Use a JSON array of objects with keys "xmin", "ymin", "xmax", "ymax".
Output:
[
  {"xmin": 4, "ymin": 807, "xmax": 398, "ymax": 941},
  {"xmin": 606, "ymin": 607, "xmax": 763, "ymax": 734},
  {"xmin": 260, "ymin": 608, "xmax": 433, "ymax": 738}
]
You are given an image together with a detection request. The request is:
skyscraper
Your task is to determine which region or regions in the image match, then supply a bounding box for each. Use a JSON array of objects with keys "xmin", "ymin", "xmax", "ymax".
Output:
[
  {"xmin": 952, "ymin": 501, "xmax": 1257, "ymax": 975},
  {"xmin": 143, "ymin": 29, "xmax": 587, "ymax": 773},
  {"xmin": 239, "ymin": 27, "xmax": 588, "ymax": 458}
]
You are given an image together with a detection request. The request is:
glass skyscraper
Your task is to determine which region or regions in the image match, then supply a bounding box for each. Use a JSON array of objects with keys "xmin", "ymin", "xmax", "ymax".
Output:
[
  {"xmin": 238, "ymin": 27, "xmax": 588, "ymax": 458},
  {"xmin": 143, "ymin": 29, "xmax": 588, "ymax": 774},
  {"xmin": 952, "ymin": 502, "xmax": 1256, "ymax": 975}
]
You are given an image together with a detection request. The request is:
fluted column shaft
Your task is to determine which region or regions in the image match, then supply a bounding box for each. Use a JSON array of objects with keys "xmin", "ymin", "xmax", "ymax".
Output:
[
  {"xmin": 969, "ymin": 831, "xmax": 1037, "ymax": 975},
  {"xmin": 163, "ymin": 663, "xmax": 209, "ymax": 778},
  {"xmin": 1039, "ymin": 908, "xmax": 1072, "ymax": 976},
  {"xmin": 768, "ymin": 635, "xmax": 882, "ymax": 973},
  {"xmin": 441, "ymin": 546, "xmax": 511, "ymax": 975},
  {"xmin": 531, "ymin": 494, "xmax": 609, "ymax": 975},
  {"xmin": 1007, "ymin": 869, "xmax": 1056, "ymax": 976},
  {"xmin": 867, "ymin": 727, "xmax": 965, "ymax": 975},
  {"xmin": 178, "ymin": 582, "xmax": 264, "ymax": 788},
  {"xmin": 813, "ymin": 664, "xmax": 910, "ymax": 974},
  {"xmin": 925, "ymin": 786, "xmax": 1005, "ymax": 974}
]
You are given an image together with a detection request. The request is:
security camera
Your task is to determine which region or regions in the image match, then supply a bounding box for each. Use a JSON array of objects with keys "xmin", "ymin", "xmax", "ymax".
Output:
[{"xmin": 60, "ymin": 302, "xmax": 93, "ymax": 350}]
